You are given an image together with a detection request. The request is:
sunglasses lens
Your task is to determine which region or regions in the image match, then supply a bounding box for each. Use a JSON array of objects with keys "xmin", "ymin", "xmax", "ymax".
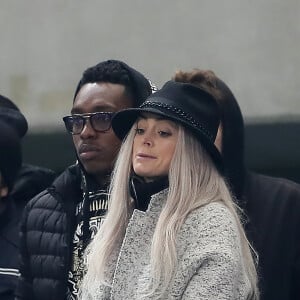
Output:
[
  {"xmin": 64, "ymin": 116, "xmax": 83, "ymax": 134},
  {"xmin": 91, "ymin": 113, "xmax": 114, "ymax": 131}
]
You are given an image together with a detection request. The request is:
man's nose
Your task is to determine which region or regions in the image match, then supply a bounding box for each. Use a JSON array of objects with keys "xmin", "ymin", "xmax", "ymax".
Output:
[{"xmin": 80, "ymin": 119, "xmax": 96, "ymax": 138}]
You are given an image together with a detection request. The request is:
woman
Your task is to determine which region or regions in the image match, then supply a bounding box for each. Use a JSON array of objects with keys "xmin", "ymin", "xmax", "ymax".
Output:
[{"xmin": 81, "ymin": 81, "xmax": 259, "ymax": 299}]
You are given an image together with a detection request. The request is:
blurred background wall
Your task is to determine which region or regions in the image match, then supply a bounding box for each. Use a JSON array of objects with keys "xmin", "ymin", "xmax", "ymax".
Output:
[{"xmin": 1, "ymin": 0, "xmax": 299, "ymax": 181}]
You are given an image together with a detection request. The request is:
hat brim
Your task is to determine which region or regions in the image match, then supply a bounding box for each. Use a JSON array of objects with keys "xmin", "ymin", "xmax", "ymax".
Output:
[{"xmin": 112, "ymin": 108, "xmax": 223, "ymax": 172}]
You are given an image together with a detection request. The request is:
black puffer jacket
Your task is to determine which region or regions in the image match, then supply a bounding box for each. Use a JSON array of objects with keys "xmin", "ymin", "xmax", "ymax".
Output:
[
  {"xmin": 11, "ymin": 163, "xmax": 56, "ymax": 213},
  {"xmin": 15, "ymin": 164, "xmax": 82, "ymax": 300}
]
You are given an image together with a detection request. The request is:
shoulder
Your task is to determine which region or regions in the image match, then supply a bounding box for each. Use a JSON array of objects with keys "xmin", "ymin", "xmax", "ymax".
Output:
[
  {"xmin": 185, "ymin": 202, "xmax": 236, "ymax": 230},
  {"xmin": 245, "ymin": 171, "xmax": 300, "ymax": 209},
  {"xmin": 11, "ymin": 163, "xmax": 57, "ymax": 206},
  {"xmin": 17, "ymin": 163, "xmax": 56, "ymax": 180},
  {"xmin": 23, "ymin": 164, "xmax": 81, "ymax": 216},
  {"xmin": 247, "ymin": 171, "xmax": 300, "ymax": 193}
]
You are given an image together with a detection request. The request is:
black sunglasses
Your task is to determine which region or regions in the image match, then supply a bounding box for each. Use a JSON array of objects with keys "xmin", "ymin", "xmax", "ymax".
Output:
[{"xmin": 63, "ymin": 112, "xmax": 115, "ymax": 135}]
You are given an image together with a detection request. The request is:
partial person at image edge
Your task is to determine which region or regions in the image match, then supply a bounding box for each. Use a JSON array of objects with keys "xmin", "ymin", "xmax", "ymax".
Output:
[
  {"xmin": 0, "ymin": 120, "xmax": 23, "ymax": 300},
  {"xmin": 173, "ymin": 68, "xmax": 300, "ymax": 300},
  {"xmin": 0, "ymin": 94, "xmax": 56, "ymax": 213}
]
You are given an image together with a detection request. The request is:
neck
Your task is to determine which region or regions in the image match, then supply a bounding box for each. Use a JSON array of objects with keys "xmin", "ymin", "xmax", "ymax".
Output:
[
  {"xmin": 130, "ymin": 175, "xmax": 169, "ymax": 211},
  {"xmin": 83, "ymin": 171, "xmax": 110, "ymax": 190},
  {"xmin": 95, "ymin": 174, "xmax": 110, "ymax": 187}
]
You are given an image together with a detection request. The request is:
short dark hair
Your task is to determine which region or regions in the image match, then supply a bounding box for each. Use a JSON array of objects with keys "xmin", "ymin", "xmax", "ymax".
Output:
[{"xmin": 73, "ymin": 60, "xmax": 152, "ymax": 107}]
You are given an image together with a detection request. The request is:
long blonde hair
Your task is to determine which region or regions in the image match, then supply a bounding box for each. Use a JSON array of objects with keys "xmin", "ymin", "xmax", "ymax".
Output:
[{"xmin": 82, "ymin": 124, "xmax": 259, "ymax": 299}]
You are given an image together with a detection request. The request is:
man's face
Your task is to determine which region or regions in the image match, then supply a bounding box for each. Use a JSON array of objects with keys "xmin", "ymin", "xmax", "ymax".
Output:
[{"xmin": 71, "ymin": 82, "xmax": 133, "ymax": 183}]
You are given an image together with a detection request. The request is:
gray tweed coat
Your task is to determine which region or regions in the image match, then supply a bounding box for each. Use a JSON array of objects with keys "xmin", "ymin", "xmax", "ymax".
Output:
[{"xmin": 83, "ymin": 189, "xmax": 252, "ymax": 299}]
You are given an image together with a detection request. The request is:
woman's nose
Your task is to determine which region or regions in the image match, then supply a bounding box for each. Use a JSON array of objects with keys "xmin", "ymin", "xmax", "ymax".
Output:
[
  {"xmin": 143, "ymin": 139, "xmax": 152, "ymax": 146},
  {"xmin": 142, "ymin": 133, "xmax": 153, "ymax": 146}
]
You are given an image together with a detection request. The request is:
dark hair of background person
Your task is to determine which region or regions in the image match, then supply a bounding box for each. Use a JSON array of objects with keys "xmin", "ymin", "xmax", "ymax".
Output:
[
  {"xmin": 172, "ymin": 70, "xmax": 244, "ymax": 198},
  {"xmin": 173, "ymin": 68, "xmax": 300, "ymax": 300}
]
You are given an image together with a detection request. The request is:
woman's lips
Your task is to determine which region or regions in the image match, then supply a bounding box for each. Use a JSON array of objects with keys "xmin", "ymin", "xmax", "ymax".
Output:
[{"xmin": 136, "ymin": 153, "xmax": 156, "ymax": 159}]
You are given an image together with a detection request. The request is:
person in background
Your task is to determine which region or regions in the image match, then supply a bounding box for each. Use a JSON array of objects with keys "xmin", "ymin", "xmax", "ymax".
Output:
[
  {"xmin": 173, "ymin": 68, "xmax": 300, "ymax": 300},
  {"xmin": 0, "ymin": 120, "xmax": 22, "ymax": 300},
  {"xmin": 16, "ymin": 59, "xmax": 153, "ymax": 300},
  {"xmin": 0, "ymin": 94, "xmax": 56, "ymax": 212},
  {"xmin": 81, "ymin": 81, "xmax": 259, "ymax": 299}
]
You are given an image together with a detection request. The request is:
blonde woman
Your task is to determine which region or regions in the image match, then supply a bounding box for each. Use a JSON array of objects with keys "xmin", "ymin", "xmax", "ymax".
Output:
[{"xmin": 81, "ymin": 81, "xmax": 259, "ymax": 299}]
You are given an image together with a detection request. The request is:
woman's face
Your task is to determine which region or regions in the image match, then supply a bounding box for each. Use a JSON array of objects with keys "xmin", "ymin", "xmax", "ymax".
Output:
[{"xmin": 132, "ymin": 113, "xmax": 178, "ymax": 182}]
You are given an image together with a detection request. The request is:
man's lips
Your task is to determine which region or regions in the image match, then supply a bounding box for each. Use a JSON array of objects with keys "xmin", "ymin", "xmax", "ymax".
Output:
[{"xmin": 78, "ymin": 144, "xmax": 100, "ymax": 159}]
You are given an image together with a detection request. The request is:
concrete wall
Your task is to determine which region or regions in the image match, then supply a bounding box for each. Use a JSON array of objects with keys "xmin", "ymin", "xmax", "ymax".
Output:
[{"xmin": 1, "ymin": 0, "xmax": 300, "ymax": 132}]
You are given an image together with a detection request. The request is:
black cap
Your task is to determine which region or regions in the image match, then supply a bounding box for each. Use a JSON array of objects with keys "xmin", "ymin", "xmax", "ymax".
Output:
[{"xmin": 0, "ymin": 107, "xmax": 28, "ymax": 138}]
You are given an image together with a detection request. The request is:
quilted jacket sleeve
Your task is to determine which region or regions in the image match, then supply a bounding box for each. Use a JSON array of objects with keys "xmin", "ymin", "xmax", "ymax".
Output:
[{"xmin": 15, "ymin": 193, "xmax": 45, "ymax": 300}]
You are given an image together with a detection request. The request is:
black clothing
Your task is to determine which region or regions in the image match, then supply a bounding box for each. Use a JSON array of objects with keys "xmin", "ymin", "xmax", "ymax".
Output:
[
  {"xmin": 0, "ymin": 163, "xmax": 55, "ymax": 300},
  {"xmin": 0, "ymin": 198, "xmax": 21, "ymax": 300},
  {"xmin": 213, "ymin": 76, "xmax": 300, "ymax": 299},
  {"xmin": 0, "ymin": 121, "xmax": 22, "ymax": 191},
  {"xmin": 130, "ymin": 176, "xmax": 169, "ymax": 211},
  {"xmin": 243, "ymin": 171, "xmax": 300, "ymax": 300},
  {"xmin": 11, "ymin": 163, "xmax": 56, "ymax": 213},
  {"xmin": 67, "ymin": 183, "xmax": 109, "ymax": 299},
  {"xmin": 15, "ymin": 165, "xmax": 81, "ymax": 300},
  {"xmin": 15, "ymin": 164, "xmax": 108, "ymax": 300}
]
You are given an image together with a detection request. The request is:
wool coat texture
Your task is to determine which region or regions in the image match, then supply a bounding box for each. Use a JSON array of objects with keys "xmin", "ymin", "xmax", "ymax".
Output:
[{"xmin": 82, "ymin": 189, "xmax": 252, "ymax": 299}]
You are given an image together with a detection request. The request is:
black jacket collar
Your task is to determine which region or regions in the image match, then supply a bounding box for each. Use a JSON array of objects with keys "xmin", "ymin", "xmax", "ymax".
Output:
[{"xmin": 130, "ymin": 175, "xmax": 169, "ymax": 212}]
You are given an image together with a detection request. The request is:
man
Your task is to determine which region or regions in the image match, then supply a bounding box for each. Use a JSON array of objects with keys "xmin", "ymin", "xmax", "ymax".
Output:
[
  {"xmin": 173, "ymin": 69, "xmax": 300, "ymax": 300},
  {"xmin": 0, "ymin": 94, "xmax": 56, "ymax": 212},
  {"xmin": 16, "ymin": 60, "xmax": 153, "ymax": 300},
  {"xmin": 0, "ymin": 120, "xmax": 22, "ymax": 300}
]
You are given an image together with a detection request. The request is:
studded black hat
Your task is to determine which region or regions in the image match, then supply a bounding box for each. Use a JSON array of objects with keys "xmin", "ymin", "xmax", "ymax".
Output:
[{"xmin": 112, "ymin": 80, "xmax": 223, "ymax": 171}]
